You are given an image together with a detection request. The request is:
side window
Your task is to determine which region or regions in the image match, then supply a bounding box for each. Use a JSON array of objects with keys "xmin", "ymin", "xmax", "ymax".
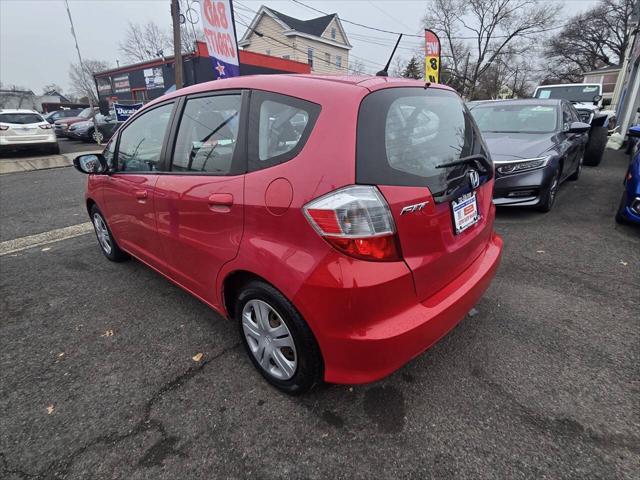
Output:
[
  {"xmin": 103, "ymin": 138, "xmax": 116, "ymax": 170},
  {"xmin": 172, "ymin": 94, "xmax": 242, "ymax": 175},
  {"xmin": 116, "ymin": 103, "xmax": 173, "ymax": 172},
  {"xmin": 248, "ymin": 91, "xmax": 320, "ymax": 172}
]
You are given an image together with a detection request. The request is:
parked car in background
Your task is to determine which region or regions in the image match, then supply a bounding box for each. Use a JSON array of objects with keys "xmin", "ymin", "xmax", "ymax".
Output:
[
  {"xmin": 43, "ymin": 108, "xmax": 82, "ymax": 124},
  {"xmin": 533, "ymin": 83, "xmax": 611, "ymax": 166},
  {"xmin": 0, "ymin": 109, "xmax": 58, "ymax": 154},
  {"xmin": 72, "ymin": 75, "xmax": 503, "ymax": 394},
  {"xmin": 615, "ymin": 125, "xmax": 640, "ymax": 225},
  {"xmin": 54, "ymin": 107, "xmax": 98, "ymax": 137},
  {"xmin": 469, "ymin": 99, "xmax": 590, "ymax": 212},
  {"xmin": 68, "ymin": 113, "xmax": 121, "ymax": 143}
]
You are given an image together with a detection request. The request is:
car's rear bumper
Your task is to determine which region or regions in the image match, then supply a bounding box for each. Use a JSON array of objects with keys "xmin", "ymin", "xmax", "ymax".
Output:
[
  {"xmin": 0, "ymin": 135, "xmax": 57, "ymax": 149},
  {"xmin": 299, "ymin": 233, "xmax": 502, "ymax": 384}
]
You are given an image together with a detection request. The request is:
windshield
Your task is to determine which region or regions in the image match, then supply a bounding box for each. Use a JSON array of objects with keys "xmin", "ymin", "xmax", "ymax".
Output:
[
  {"xmin": 0, "ymin": 113, "xmax": 43, "ymax": 124},
  {"xmin": 534, "ymin": 85, "xmax": 600, "ymax": 103},
  {"xmin": 357, "ymin": 87, "xmax": 489, "ymax": 197},
  {"xmin": 78, "ymin": 108, "xmax": 93, "ymax": 118},
  {"xmin": 470, "ymin": 103, "xmax": 558, "ymax": 134}
]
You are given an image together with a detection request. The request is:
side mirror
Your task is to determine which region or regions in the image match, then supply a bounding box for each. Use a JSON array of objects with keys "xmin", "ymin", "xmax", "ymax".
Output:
[
  {"xmin": 568, "ymin": 121, "xmax": 591, "ymax": 133},
  {"xmin": 73, "ymin": 154, "xmax": 108, "ymax": 174},
  {"xmin": 628, "ymin": 126, "xmax": 640, "ymax": 138},
  {"xmin": 593, "ymin": 94, "xmax": 602, "ymax": 105}
]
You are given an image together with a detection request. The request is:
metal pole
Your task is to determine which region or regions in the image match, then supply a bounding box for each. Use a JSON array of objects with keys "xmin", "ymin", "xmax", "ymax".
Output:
[
  {"xmin": 64, "ymin": 0, "xmax": 100, "ymax": 145},
  {"xmin": 171, "ymin": 0, "xmax": 184, "ymax": 89}
]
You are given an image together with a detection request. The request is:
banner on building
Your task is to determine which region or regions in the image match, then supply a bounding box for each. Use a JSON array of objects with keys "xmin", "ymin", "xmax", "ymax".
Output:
[
  {"xmin": 96, "ymin": 77, "xmax": 112, "ymax": 94},
  {"xmin": 114, "ymin": 103, "xmax": 143, "ymax": 122},
  {"xmin": 201, "ymin": 0, "xmax": 240, "ymax": 79},
  {"xmin": 113, "ymin": 74, "xmax": 131, "ymax": 93},
  {"xmin": 144, "ymin": 67, "xmax": 165, "ymax": 89},
  {"xmin": 424, "ymin": 30, "xmax": 441, "ymax": 84}
]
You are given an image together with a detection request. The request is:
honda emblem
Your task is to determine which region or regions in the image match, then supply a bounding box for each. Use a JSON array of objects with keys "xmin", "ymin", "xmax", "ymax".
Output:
[{"xmin": 469, "ymin": 169, "xmax": 480, "ymax": 189}]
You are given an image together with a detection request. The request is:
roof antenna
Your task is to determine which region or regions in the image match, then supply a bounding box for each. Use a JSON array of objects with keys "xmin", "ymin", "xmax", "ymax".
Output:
[{"xmin": 376, "ymin": 34, "xmax": 403, "ymax": 77}]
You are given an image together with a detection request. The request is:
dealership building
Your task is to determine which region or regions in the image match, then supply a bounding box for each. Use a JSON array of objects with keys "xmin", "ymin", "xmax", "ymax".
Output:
[{"xmin": 93, "ymin": 41, "xmax": 310, "ymax": 105}]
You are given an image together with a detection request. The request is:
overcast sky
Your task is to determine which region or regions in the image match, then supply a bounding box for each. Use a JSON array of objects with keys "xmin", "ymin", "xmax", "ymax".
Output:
[{"xmin": 0, "ymin": 0, "xmax": 598, "ymax": 94}]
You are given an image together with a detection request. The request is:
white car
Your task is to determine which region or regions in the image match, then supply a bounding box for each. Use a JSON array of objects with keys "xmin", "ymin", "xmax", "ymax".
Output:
[{"xmin": 0, "ymin": 109, "xmax": 59, "ymax": 155}]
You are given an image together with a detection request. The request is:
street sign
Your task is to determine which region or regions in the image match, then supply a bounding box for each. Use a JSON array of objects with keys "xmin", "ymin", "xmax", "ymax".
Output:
[
  {"xmin": 200, "ymin": 0, "xmax": 240, "ymax": 79},
  {"xmin": 424, "ymin": 29, "xmax": 441, "ymax": 84}
]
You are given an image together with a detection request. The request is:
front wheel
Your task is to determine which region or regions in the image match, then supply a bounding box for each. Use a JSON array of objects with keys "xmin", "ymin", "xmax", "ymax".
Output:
[
  {"xmin": 584, "ymin": 126, "xmax": 607, "ymax": 166},
  {"xmin": 538, "ymin": 168, "xmax": 560, "ymax": 212},
  {"xmin": 568, "ymin": 154, "xmax": 583, "ymax": 181},
  {"xmin": 236, "ymin": 280, "xmax": 323, "ymax": 395},
  {"xmin": 90, "ymin": 205, "xmax": 130, "ymax": 262}
]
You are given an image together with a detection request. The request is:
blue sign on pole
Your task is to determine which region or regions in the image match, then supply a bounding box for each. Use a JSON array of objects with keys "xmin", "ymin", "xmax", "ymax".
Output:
[
  {"xmin": 113, "ymin": 103, "xmax": 143, "ymax": 122},
  {"xmin": 201, "ymin": 0, "xmax": 240, "ymax": 79}
]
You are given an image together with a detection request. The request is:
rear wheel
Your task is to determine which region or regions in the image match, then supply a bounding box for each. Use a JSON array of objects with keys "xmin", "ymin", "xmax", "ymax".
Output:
[
  {"xmin": 584, "ymin": 126, "xmax": 607, "ymax": 166},
  {"xmin": 90, "ymin": 205, "xmax": 129, "ymax": 262},
  {"xmin": 236, "ymin": 280, "xmax": 323, "ymax": 395},
  {"xmin": 538, "ymin": 168, "xmax": 560, "ymax": 212}
]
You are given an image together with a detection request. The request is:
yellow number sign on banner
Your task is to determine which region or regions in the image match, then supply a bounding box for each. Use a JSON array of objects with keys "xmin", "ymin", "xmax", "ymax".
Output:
[{"xmin": 425, "ymin": 29, "xmax": 441, "ymax": 84}]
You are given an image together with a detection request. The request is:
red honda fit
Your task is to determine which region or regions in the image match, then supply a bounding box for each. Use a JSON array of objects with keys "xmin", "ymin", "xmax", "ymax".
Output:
[{"xmin": 74, "ymin": 75, "xmax": 502, "ymax": 394}]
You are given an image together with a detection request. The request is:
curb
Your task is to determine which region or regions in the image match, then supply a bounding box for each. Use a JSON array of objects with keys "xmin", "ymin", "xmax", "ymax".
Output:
[{"xmin": 0, "ymin": 151, "xmax": 102, "ymax": 175}]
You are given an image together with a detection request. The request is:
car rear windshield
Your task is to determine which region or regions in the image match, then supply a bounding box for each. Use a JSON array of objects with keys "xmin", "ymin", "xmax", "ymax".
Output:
[
  {"xmin": 356, "ymin": 87, "xmax": 487, "ymax": 195},
  {"xmin": 470, "ymin": 103, "xmax": 558, "ymax": 133},
  {"xmin": 0, "ymin": 113, "xmax": 43, "ymax": 124},
  {"xmin": 534, "ymin": 85, "xmax": 600, "ymax": 103}
]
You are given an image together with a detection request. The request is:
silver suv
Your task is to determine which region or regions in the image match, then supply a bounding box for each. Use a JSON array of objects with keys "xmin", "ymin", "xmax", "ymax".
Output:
[{"xmin": 0, "ymin": 109, "xmax": 59, "ymax": 155}]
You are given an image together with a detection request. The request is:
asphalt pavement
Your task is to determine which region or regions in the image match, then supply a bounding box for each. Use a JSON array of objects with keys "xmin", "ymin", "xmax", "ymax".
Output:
[{"xmin": 0, "ymin": 150, "xmax": 638, "ymax": 479}]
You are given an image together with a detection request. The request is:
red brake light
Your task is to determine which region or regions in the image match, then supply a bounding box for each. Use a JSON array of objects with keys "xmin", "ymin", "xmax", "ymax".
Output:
[{"xmin": 304, "ymin": 185, "xmax": 401, "ymax": 262}]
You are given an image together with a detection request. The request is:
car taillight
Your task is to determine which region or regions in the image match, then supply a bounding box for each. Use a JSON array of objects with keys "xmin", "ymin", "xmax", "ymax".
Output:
[
  {"xmin": 39, "ymin": 124, "xmax": 52, "ymax": 129},
  {"xmin": 0, "ymin": 125, "xmax": 8, "ymax": 131},
  {"xmin": 304, "ymin": 185, "xmax": 401, "ymax": 261}
]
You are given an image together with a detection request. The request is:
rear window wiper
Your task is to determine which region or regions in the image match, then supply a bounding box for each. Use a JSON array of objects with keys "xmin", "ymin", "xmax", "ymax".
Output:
[{"xmin": 435, "ymin": 154, "xmax": 491, "ymax": 173}]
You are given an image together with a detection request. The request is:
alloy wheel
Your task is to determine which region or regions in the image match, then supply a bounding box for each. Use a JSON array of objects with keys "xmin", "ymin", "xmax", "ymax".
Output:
[
  {"xmin": 242, "ymin": 299, "xmax": 297, "ymax": 380},
  {"xmin": 93, "ymin": 213, "xmax": 112, "ymax": 255},
  {"xmin": 549, "ymin": 170, "xmax": 560, "ymax": 204}
]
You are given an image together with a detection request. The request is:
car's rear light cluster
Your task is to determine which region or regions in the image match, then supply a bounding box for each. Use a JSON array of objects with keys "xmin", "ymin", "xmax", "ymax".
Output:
[
  {"xmin": 304, "ymin": 185, "xmax": 401, "ymax": 261},
  {"xmin": 39, "ymin": 124, "xmax": 52, "ymax": 129}
]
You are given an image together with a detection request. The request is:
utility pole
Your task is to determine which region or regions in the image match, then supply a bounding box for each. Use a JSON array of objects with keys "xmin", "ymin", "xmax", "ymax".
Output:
[
  {"xmin": 171, "ymin": 0, "xmax": 183, "ymax": 89},
  {"xmin": 64, "ymin": 0, "xmax": 101, "ymax": 145}
]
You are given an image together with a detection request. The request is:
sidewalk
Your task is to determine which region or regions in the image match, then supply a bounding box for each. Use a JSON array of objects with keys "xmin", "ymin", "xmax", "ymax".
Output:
[{"xmin": 0, "ymin": 150, "xmax": 102, "ymax": 175}]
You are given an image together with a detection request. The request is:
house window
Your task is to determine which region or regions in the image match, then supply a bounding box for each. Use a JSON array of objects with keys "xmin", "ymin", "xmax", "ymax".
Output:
[
  {"xmin": 336, "ymin": 55, "xmax": 342, "ymax": 69},
  {"xmin": 307, "ymin": 48, "xmax": 314, "ymax": 67},
  {"xmin": 283, "ymin": 55, "xmax": 290, "ymax": 60},
  {"xmin": 331, "ymin": 28, "xmax": 336, "ymax": 40},
  {"xmin": 325, "ymin": 52, "xmax": 331, "ymax": 65},
  {"xmin": 266, "ymin": 49, "xmax": 271, "ymax": 56}
]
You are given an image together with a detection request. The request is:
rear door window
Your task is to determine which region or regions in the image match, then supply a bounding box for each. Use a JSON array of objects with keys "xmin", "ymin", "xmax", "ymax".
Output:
[
  {"xmin": 248, "ymin": 91, "xmax": 320, "ymax": 171},
  {"xmin": 357, "ymin": 88, "xmax": 490, "ymax": 201},
  {"xmin": 171, "ymin": 94, "xmax": 242, "ymax": 175}
]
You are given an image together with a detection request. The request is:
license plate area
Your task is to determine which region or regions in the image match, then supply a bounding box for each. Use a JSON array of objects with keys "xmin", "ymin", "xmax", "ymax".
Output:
[{"xmin": 452, "ymin": 191, "xmax": 479, "ymax": 234}]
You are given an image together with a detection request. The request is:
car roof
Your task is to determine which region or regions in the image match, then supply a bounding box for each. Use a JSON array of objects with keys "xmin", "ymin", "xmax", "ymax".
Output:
[
  {"xmin": 470, "ymin": 98, "xmax": 562, "ymax": 107},
  {"xmin": 0, "ymin": 109, "xmax": 41, "ymax": 114},
  {"xmin": 151, "ymin": 74, "xmax": 456, "ymax": 108},
  {"xmin": 534, "ymin": 83, "xmax": 601, "ymax": 89}
]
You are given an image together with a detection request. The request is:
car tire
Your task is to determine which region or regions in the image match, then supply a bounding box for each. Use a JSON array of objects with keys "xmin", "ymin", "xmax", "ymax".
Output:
[
  {"xmin": 568, "ymin": 154, "xmax": 582, "ymax": 181},
  {"xmin": 584, "ymin": 126, "xmax": 607, "ymax": 166},
  {"xmin": 236, "ymin": 280, "xmax": 323, "ymax": 395},
  {"xmin": 615, "ymin": 191, "xmax": 628, "ymax": 224},
  {"xmin": 90, "ymin": 205, "xmax": 130, "ymax": 262},
  {"xmin": 538, "ymin": 168, "xmax": 560, "ymax": 213}
]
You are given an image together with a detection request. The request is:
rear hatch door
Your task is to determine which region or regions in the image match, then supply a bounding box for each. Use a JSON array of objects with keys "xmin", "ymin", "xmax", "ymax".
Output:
[{"xmin": 357, "ymin": 87, "xmax": 495, "ymax": 301}]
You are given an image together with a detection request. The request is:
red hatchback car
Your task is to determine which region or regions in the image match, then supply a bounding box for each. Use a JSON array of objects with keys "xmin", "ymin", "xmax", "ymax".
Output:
[{"xmin": 74, "ymin": 75, "xmax": 502, "ymax": 394}]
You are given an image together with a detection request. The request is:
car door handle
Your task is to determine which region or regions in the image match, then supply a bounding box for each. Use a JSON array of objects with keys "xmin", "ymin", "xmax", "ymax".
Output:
[
  {"xmin": 134, "ymin": 190, "xmax": 148, "ymax": 200},
  {"xmin": 208, "ymin": 193, "xmax": 233, "ymax": 206}
]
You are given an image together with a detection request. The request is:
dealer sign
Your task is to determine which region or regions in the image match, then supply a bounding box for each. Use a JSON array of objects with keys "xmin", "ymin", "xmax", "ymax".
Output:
[{"xmin": 114, "ymin": 103, "xmax": 143, "ymax": 122}]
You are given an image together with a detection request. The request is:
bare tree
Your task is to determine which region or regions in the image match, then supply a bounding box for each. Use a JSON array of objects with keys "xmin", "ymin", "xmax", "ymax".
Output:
[
  {"xmin": 348, "ymin": 58, "xmax": 367, "ymax": 75},
  {"xmin": 69, "ymin": 59, "xmax": 110, "ymax": 104},
  {"xmin": 119, "ymin": 21, "xmax": 172, "ymax": 63},
  {"xmin": 423, "ymin": 0, "xmax": 561, "ymax": 99},
  {"xmin": 543, "ymin": 0, "xmax": 635, "ymax": 82},
  {"xmin": 41, "ymin": 83, "xmax": 64, "ymax": 95}
]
